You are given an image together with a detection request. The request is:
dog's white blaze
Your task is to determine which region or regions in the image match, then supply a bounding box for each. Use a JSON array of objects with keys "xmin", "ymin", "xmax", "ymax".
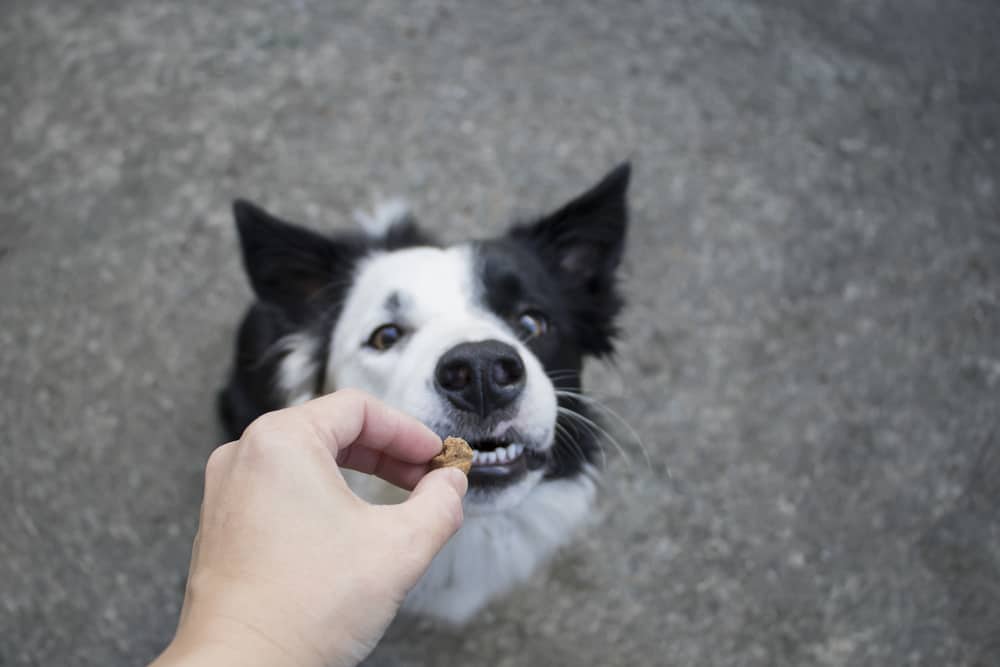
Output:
[
  {"xmin": 352, "ymin": 197, "xmax": 411, "ymax": 237},
  {"xmin": 329, "ymin": 245, "xmax": 478, "ymax": 402}
]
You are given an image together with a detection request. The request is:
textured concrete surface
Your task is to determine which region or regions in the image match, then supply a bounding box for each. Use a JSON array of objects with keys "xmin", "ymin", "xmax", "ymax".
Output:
[{"xmin": 2, "ymin": 1, "xmax": 999, "ymax": 665}]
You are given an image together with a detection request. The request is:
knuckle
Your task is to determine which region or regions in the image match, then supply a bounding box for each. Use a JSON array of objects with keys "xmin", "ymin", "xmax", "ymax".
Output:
[
  {"xmin": 442, "ymin": 489, "xmax": 465, "ymax": 533},
  {"xmin": 400, "ymin": 527, "xmax": 435, "ymax": 569},
  {"xmin": 243, "ymin": 411, "xmax": 283, "ymax": 440},
  {"xmin": 240, "ymin": 412, "xmax": 294, "ymax": 460},
  {"xmin": 402, "ymin": 518, "xmax": 429, "ymax": 549},
  {"xmin": 410, "ymin": 490, "xmax": 464, "ymax": 549},
  {"xmin": 204, "ymin": 444, "xmax": 231, "ymax": 478},
  {"xmin": 242, "ymin": 412, "xmax": 291, "ymax": 447}
]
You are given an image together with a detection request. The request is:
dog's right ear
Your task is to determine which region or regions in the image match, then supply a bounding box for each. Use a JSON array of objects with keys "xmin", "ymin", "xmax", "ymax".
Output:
[{"xmin": 232, "ymin": 200, "xmax": 360, "ymax": 320}]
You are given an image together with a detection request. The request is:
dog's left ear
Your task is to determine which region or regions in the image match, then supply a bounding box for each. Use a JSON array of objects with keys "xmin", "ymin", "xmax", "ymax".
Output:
[
  {"xmin": 508, "ymin": 163, "xmax": 630, "ymax": 356},
  {"xmin": 511, "ymin": 162, "xmax": 630, "ymax": 290}
]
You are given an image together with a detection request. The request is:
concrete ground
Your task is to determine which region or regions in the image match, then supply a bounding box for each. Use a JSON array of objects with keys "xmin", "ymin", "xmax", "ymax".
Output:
[{"xmin": 2, "ymin": 1, "xmax": 999, "ymax": 665}]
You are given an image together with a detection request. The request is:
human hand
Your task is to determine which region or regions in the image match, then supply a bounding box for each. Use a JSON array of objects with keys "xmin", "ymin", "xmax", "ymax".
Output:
[{"xmin": 152, "ymin": 389, "xmax": 467, "ymax": 667}]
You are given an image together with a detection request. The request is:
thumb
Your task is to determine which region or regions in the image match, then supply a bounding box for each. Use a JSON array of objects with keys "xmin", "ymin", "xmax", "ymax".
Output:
[{"xmin": 394, "ymin": 467, "xmax": 468, "ymax": 566}]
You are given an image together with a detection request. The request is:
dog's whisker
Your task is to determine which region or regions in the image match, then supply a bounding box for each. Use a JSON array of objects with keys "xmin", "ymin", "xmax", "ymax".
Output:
[
  {"xmin": 553, "ymin": 419, "xmax": 604, "ymax": 488},
  {"xmin": 545, "ymin": 370, "xmax": 583, "ymax": 380},
  {"xmin": 563, "ymin": 413, "xmax": 623, "ymax": 473},
  {"xmin": 553, "ymin": 386, "xmax": 623, "ymax": 403},
  {"xmin": 555, "ymin": 390, "xmax": 653, "ymax": 472},
  {"xmin": 557, "ymin": 405, "xmax": 634, "ymax": 472},
  {"xmin": 555, "ymin": 419, "xmax": 604, "ymax": 469}
]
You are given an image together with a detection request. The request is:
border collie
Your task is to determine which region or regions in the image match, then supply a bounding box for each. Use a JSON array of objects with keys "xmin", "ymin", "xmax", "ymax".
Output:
[{"xmin": 218, "ymin": 163, "xmax": 630, "ymax": 624}]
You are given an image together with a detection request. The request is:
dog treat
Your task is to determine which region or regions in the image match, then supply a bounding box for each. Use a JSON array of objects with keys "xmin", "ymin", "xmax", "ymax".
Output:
[{"xmin": 429, "ymin": 436, "xmax": 474, "ymax": 475}]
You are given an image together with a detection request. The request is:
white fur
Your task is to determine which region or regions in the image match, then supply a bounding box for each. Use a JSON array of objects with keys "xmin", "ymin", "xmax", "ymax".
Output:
[
  {"xmin": 274, "ymin": 332, "xmax": 320, "ymax": 406},
  {"xmin": 403, "ymin": 469, "xmax": 597, "ymax": 624},
  {"xmin": 353, "ymin": 197, "xmax": 411, "ymax": 238}
]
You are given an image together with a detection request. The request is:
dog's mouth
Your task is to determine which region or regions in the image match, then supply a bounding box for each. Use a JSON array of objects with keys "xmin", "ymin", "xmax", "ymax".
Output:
[{"xmin": 460, "ymin": 437, "xmax": 548, "ymax": 487}]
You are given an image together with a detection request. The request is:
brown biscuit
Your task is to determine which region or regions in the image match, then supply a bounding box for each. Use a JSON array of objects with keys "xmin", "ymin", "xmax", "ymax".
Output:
[{"xmin": 429, "ymin": 436, "xmax": 474, "ymax": 475}]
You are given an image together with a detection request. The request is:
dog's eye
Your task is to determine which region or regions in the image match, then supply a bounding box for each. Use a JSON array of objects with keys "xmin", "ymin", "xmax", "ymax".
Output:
[
  {"xmin": 515, "ymin": 310, "xmax": 549, "ymax": 340},
  {"xmin": 366, "ymin": 324, "xmax": 404, "ymax": 351}
]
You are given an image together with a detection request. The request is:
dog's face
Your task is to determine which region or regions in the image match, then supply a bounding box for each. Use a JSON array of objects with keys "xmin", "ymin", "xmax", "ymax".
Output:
[
  {"xmin": 233, "ymin": 164, "xmax": 629, "ymax": 514},
  {"xmin": 330, "ymin": 244, "xmax": 560, "ymax": 512}
]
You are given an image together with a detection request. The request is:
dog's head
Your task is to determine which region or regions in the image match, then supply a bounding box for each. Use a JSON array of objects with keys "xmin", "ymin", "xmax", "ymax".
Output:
[{"xmin": 233, "ymin": 164, "xmax": 629, "ymax": 513}]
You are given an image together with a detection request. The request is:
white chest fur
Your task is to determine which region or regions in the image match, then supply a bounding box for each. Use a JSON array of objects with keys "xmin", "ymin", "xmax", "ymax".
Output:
[{"xmin": 344, "ymin": 470, "xmax": 597, "ymax": 625}]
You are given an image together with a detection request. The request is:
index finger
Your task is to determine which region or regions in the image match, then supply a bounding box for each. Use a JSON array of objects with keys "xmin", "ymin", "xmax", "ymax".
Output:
[{"xmin": 290, "ymin": 388, "xmax": 443, "ymax": 465}]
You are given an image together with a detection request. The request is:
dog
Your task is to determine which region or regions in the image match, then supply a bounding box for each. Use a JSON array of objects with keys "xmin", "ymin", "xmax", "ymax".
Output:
[{"xmin": 218, "ymin": 163, "xmax": 630, "ymax": 624}]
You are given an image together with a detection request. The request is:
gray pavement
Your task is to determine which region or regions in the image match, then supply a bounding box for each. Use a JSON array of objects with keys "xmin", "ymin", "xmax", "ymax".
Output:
[{"xmin": 2, "ymin": 1, "xmax": 999, "ymax": 665}]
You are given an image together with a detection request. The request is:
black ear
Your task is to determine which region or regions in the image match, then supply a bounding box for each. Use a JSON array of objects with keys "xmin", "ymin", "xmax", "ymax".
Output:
[
  {"xmin": 232, "ymin": 200, "xmax": 362, "ymax": 320},
  {"xmin": 508, "ymin": 163, "xmax": 631, "ymax": 357},
  {"xmin": 511, "ymin": 162, "xmax": 630, "ymax": 290}
]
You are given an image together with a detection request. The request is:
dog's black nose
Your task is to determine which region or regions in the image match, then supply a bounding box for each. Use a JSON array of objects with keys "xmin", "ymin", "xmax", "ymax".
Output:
[{"xmin": 435, "ymin": 340, "xmax": 526, "ymax": 417}]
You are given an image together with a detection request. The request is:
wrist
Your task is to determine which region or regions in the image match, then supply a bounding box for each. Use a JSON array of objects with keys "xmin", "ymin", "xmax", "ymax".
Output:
[
  {"xmin": 152, "ymin": 612, "xmax": 330, "ymax": 667},
  {"xmin": 152, "ymin": 636, "xmax": 268, "ymax": 667}
]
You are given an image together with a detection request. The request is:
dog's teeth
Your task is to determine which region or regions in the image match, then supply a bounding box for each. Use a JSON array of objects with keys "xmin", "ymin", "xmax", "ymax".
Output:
[{"xmin": 469, "ymin": 444, "xmax": 527, "ymax": 466}]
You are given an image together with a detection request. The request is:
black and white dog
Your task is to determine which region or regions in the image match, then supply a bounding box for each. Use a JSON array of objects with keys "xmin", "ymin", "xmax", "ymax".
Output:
[{"xmin": 218, "ymin": 163, "xmax": 630, "ymax": 624}]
